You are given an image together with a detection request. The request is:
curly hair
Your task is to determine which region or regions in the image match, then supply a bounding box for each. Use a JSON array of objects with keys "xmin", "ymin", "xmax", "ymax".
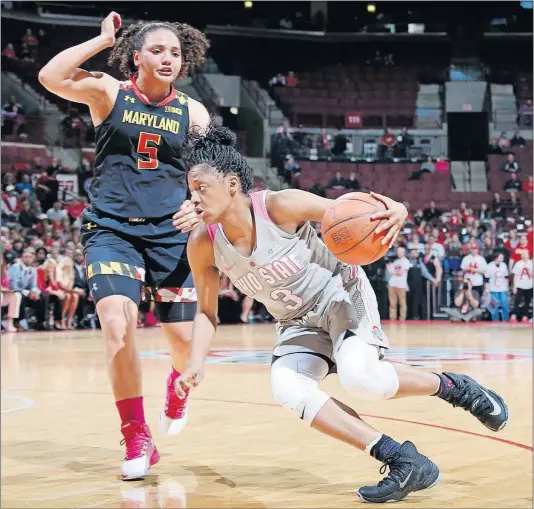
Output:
[
  {"xmin": 183, "ymin": 121, "xmax": 253, "ymax": 195},
  {"xmin": 108, "ymin": 20, "xmax": 209, "ymax": 79}
]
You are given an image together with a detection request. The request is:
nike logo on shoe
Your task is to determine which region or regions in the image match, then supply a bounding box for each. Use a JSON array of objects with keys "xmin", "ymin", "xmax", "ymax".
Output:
[
  {"xmin": 399, "ymin": 469, "xmax": 413, "ymax": 489},
  {"xmin": 483, "ymin": 390, "xmax": 502, "ymax": 416}
]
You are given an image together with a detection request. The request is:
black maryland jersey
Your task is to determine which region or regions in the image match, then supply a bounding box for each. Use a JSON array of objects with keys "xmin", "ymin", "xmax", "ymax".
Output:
[{"xmin": 90, "ymin": 76, "xmax": 190, "ymax": 219}]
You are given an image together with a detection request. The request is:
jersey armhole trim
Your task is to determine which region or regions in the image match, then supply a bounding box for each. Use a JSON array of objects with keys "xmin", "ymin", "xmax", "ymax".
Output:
[{"xmin": 205, "ymin": 224, "xmax": 217, "ymax": 243}]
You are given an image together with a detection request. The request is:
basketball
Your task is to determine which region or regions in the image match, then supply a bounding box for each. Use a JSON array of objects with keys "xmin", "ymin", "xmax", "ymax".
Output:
[{"xmin": 321, "ymin": 192, "xmax": 389, "ymax": 265}]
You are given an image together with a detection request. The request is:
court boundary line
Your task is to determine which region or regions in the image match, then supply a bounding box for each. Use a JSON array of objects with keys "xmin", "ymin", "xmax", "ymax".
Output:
[
  {"xmin": 195, "ymin": 396, "xmax": 533, "ymax": 452},
  {"xmin": 1, "ymin": 395, "xmax": 34, "ymax": 414}
]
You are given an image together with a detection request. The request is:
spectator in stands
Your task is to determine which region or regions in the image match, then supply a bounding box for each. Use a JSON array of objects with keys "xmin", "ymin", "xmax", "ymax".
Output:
[
  {"xmin": 523, "ymin": 175, "xmax": 533, "ymax": 194},
  {"xmin": 387, "ymin": 247, "xmax": 411, "ymax": 321},
  {"xmin": 76, "ymin": 158, "xmax": 93, "ymax": 198},
  {"xmin": 319, "ymin": 127, "xmax": 330, "ymax": 153},
  {"xmin": 57, "ymin": 254, "xmax": 78, "ymax": 330},
  {"xmin": 408, "ymin": 156, "xmax": 434, "ymax": 181},
  {"xmin": 443, "ymin": 279, "xmax": 484, "ymax": 322},
  {"xmin": 491, "ymin": 132, "xmax": 510, "ymax": 154},
  {"xmin": 61, "ymin": 108, "xmax": 87, "ymax": 147},
  {"xmin": 47, "ymin": 157, "xmax": 64, "ymax": 176},
  {"xmin": 407, "ymin": 233, "xmax": 425, "ymax": 254},
  {"xmin": 346, "ymin": 172, "xmax": 361, "ymax": 191},
  {"xmin": 481, "ymin": 236, "xmax": 496, "ymax": 262},
  {"xmin": 2, "ymin": 95, "xmax": 25, "ymax": 139},
  {"xmin": 477, "ymin": 202, "xmax": 491, "ymax": 222},
  {"xmin": 7, "ymin": 248, "xmax": 48, "ymax": 330},
  {"xmin": 18, "ymin": 201, "xmax": 38, "ymax": 229},
  {"xmin": 328, "ymin": 171, "xmax": 347, "ymax": 190},
  {"xmin": 269, "ymin": 73, "xmax": 286, "ymax": 87},
  {"xmin": 378, "ymin": 127, "xmax": 397, "ymax": 159},
  {"xmin": 331, "ymin": 128, "xmax": 348, "ymax": 156},
  {"xmin": 485, "ymin": 252, "xmax": 509, "ymax": 322},
  {"xmin": 510, "ymin": 131, "xmax": 526, "ymax": 148},
  {"xmin": 504, "ymin": 172, "xmax": 522, "ymax": 193},
  {"xmin": 16, "ymin": 173, "xmax": 34, "ymax": 198},
  {"xmin": 67, "ymin": 197, "xmax": 85, "ymax": 223},
  {"xmin": 309, "ymin": 182, "xmax": 326, "ymax": 197},
  {"xmin": 511, "ymin": 250, "xmax": 533, "ymax": 323},
  {"xmin": 73, "ymin": 249, "xmax": 90, "ymax": 328},
  {"xmin": 38, "ymin": 258, "xmax": 66, "ymax": 329},
  {"xmin": 509, "ymin": 235, "xmax": 533, "ymax": 269},
  {"xmin": 286, "ymin": 71, "xmax": 298, "ymax": 88},
  {"xmin": 46, "ymin": 201, "xmax": 67, "ymax": 222},
  {"xmin": 407, "ymin": 249, "xmax": 438, "ymax": 320},
  {"xmin": 461, "ymin": 244, "xmax": 487, "ymax": 296},
  {"xmin": 395, "ymin": 127, "xmax": 413, "ymax": 158},
  {"xmin": 428, "ymin": 234, "xmax": 445, "ymax": 260},
  {"xmin": 434, "ymin": 154, "xmax": 450, "ymax": 174},
  {"xmin": 2, "ymin": 43, "xmax": 16, "ymax": 59},
  {"xmin": 1, "ymin": 173, "xmax": 15, "ymax": 192},
  {"xmin": 19, "ymin": 42, "xmax": 33, "ymax": 63},
  {"xmin": 36, "ymin": 172, "xmax": 59, "ymax": 212},
  {"xmin": 384, "ymin": 53, "xmax": 395, "ymax": 67},
  {"xmin": 282, "ymin": 155, "xmax": 301, "ymax": 184},
  {"xmin": 1, "ymin": 256, "xmax": 22, "ymax": 332},
  {"xmin": 2, "ymin": 185, "xmax": 22, "ymax": 221},
  {"xmin": 35, "ymin": 247, "xmax": 48, "ymax": 265},
  {"xmin": 502, "ymin": 153, "xmax": 520, "ymax": 173},
  {"xmin": 37, "ymin": 28, "xmax": 50, "ymax": 48},
  {"xmin": 518, "ymin": 99, "xmax": 533, "ymax": 128},
  {"xmin": 22, "ymin": 28, "xmax": 38, "ymax": 48},
  {"xmin": 423, "ymin": 200, "xmax": 441, "ymax": 222},
  {"xmin": 505, "ymin": 229, "xmax": 520, "ymax": 251}
]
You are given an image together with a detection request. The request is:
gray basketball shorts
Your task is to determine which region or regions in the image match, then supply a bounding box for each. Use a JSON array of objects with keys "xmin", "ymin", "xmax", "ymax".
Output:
[{"xmin": 273, "ymin": 265, "xmax": 390, "ymax": 363}]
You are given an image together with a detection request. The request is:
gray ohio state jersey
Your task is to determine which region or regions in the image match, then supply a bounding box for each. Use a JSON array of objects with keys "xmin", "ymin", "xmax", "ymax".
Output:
[{"xmin": 205, "ymin": 190, "xmax": 346, "ymax": 321}]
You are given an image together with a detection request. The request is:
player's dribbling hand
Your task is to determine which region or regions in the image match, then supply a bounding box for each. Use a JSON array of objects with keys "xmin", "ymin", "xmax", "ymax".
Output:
[
  {"xmin": 101, "ymin": 12, "xmax": 122, "ymax": 47},
  {"xmin": 369, "ymin": 192, "xmax": 409, "ymax": 248},
  {"xmin": 175, "ymin": 364, "xmax": 204, "ymax": 399},
  {"xmin": 173, "ymin": 200, "xmax": 202, "ymax": 232}
]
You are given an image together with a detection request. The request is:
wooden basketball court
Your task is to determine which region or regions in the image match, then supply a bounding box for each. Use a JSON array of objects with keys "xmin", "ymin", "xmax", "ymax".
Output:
[{"xmin": 1, "ymin": 322, "xmax": 532, "ymax": 508}]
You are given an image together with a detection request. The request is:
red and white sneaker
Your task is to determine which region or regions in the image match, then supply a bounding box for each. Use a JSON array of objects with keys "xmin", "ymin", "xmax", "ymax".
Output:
[
  {"xmin": 158, "ymin": 371, "xmax": 189, "ymax": 436},
  {"xmin": 120, "ymin": 421, "xmax": 160, "ymax": 480}
]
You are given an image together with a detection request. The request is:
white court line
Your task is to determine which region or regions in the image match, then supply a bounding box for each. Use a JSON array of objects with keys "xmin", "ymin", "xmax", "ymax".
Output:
[{"xmin": 1, "ymin": 395, "xmax": 34, "ymax": 414}]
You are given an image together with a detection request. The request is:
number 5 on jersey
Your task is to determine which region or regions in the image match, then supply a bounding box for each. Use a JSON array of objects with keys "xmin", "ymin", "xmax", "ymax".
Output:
[{"xmin": 137, "ymin": 132, "xmax": 161, "ymax": 170}]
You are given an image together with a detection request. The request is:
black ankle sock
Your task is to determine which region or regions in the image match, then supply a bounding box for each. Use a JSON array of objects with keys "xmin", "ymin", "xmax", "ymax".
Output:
[{"xmin": 370, "ymin": 435, "xmax": 401, "ymax": 462}]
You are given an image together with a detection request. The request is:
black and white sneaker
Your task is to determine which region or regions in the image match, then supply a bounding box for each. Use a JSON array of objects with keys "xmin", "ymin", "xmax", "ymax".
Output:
[
  {"xmin": 435, "ymin": 372, "xmax": 509, "ymax": 432},
  {"xmin": 358, "ymin": 441, "xmax": 441, "ymax": 503}
]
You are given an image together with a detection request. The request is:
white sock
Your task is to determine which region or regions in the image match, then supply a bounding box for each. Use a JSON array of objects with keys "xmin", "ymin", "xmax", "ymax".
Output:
[{"xmin": 364, "ymin": 434, "xmax": 383, "ymax": 455}]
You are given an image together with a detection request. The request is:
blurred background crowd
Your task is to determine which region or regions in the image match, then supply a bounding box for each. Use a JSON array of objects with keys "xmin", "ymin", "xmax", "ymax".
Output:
[{"xmin": 1, "ymin": 0, "xmax": 532, "ymax": 331}]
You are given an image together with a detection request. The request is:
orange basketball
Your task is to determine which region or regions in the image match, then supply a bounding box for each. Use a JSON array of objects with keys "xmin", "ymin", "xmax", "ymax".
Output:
[{"xmin": 321, "ymin": 192, "xmax": 389, "ymax": 265}]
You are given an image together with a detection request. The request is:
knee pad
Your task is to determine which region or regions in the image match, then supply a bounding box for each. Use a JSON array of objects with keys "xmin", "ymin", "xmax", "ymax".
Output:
[
  {"xmin": 336, "ymin": 337, "xmax": 399, "ymax": 401},
  {"xmin": 270, "ymin": 354, "xmax": 330, "ymax": 425}
]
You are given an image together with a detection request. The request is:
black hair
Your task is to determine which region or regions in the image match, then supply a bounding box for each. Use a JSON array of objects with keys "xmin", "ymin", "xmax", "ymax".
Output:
[
  {"xmin": 183, "ymin": 122, "xmax": 253, "ymax": 194},
  {"xmin": 108, "ymin": 20, "xmax": 209, "ymax": 79}
]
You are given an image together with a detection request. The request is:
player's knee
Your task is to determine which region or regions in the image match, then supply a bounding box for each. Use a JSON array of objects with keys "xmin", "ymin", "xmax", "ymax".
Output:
[
  {"xmin": 270, "ymin": 360, "xmax": 330, "ymax": 425},
  {"xmin": 336, "ymin": 338, "xmax": 399, "ymax": 401}
]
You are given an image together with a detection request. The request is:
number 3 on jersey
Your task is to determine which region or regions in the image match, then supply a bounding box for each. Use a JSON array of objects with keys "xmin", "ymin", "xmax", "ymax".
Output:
[{"xmin": 137, "ymin": 132, "xmax": 161, "ymax": 170}]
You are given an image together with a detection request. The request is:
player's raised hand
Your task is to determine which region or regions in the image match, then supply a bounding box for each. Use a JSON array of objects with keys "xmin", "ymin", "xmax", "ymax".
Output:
[
  {"xmin": 369, "ymin": 191, "xmax": 408, "ymax": 248},
  {"xmin": 175, "ymin": 363, "xmax": 205, "ymax": 399},
  {"xmin": 173, "ymin": 200, "xmax": 202, "ymax": 232},
  {"xmin": 101, "ymin": 12, "xmax": 121, "ymax": 47}
]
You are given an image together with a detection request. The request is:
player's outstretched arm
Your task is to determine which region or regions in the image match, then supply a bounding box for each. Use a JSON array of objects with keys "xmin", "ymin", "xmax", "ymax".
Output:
[
  {"xmin": 266, "ymin": 189, "xmax": 408, "ymax": 247},
  {"xmin": 38, "ymin": 12, "xmax": 120, "ymax": 110},
  {"xmin": 175, "ymin": 225, "xmax": 220, "ymax": 398}
]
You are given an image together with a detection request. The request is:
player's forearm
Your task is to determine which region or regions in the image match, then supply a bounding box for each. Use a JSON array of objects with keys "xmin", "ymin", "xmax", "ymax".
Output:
[
  {"xmin": 188, "ymin": 312, "xmax": 217, "ymax": 367},
  {"xmin": 39, "ymin": 35, "xmax": 112, "ymax": 86}
]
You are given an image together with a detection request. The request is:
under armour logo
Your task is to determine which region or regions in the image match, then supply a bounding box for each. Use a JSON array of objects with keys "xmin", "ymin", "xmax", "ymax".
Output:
[
  {"xmin": 86, "ymin": 223, "xmax": 97, "ymax": 230},
  {"xmin": 92, "ymin": 283, "xmax": 98, "ymax": 292},
  {"xmin": 124, "ymin": 95, "xmax": 135, "ymax": 103}
]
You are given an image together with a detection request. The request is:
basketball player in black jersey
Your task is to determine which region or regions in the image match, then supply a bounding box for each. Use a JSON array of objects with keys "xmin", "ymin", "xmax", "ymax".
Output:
[{"xmin": 39, "ymin": 12, "xmax": 209, "ymax": 480}]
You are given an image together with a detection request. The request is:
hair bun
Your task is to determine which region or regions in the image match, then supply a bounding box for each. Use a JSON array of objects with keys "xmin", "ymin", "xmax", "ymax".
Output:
[{"xmin": 205, "ymin": 125, "xmax": 237, "ymax": 148}]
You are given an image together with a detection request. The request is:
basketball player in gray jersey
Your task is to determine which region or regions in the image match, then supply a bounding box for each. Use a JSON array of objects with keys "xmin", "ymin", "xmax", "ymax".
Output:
[{"xmin": 173, "ymin": 124, "xmax": 509, "ymax": 504}]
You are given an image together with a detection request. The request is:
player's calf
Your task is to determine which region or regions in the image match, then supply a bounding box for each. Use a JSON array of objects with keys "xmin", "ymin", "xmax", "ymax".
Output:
[{"xmin": 433, "ymin": 372, "xmax": 508, "ymax": 432}]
